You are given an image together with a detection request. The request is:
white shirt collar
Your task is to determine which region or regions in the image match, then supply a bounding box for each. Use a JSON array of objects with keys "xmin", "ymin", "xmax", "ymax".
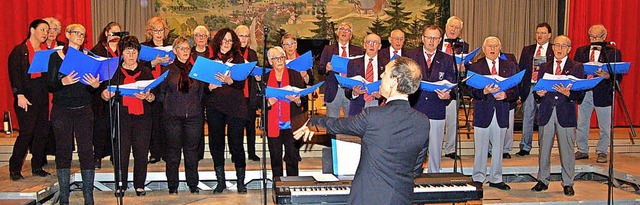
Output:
[{"xmin": 386, "ymin": 96, "xmax": 409, "ymax": 102}]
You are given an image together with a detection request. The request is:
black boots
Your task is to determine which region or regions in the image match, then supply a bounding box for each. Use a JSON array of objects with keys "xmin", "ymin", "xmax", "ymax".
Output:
[
  {"xmin": 56, "ymin": 169, "xmax": 71, "ymax": 205},
  {"xmin": 213, "ymin": 166, "xmax": 226, "ymax": 193},
  {"xmin": 81, "ymin": 169, "xmax": 95, "ymax": 205},
  {"xmin": 236, "ymin": 168, "xmax": 247, "ymax": 194}
]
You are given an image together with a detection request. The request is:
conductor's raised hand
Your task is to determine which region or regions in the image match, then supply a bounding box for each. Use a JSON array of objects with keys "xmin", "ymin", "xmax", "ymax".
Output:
[
  {"xmin": 62, "ymin": 71, "xmax": 80, "ymax": 86},
  {"xmin": 293, "ymin": 119, "xmax": 314, "ymax": 141}
]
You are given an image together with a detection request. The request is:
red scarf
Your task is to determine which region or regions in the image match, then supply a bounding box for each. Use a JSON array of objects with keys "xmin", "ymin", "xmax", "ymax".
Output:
[
  {"xmin": 242, "ymin": 47, "xmax": 251, "ymax": 98},
  {"xmin": 267, "ymin": 68, "xmax": 291, "ymax": 137},
  {"xmin": 107, "ymin": 44, "xmax": 120, "ymax": 57},
  {"xmin": 189, "ymin": 45, "xmax": 214, "ymax": 64},
  {"xmin": 26, "ymin": 40, "xmax": 42, "ymax": 78},
  {"xmin": 121, "ymin": 67, "xmax": 144, "ymax": 115}
]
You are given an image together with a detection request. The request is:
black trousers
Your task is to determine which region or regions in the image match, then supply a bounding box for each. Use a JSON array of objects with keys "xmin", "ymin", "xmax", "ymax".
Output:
[
  {"xmin": 268, "ymin": 129, "xmax": 300, "ymax": 177},
  {"xmin": 164, "ymin": 115, "xmax": 202, "ymax": 189},
  {"xmin": 10, "ymin": 79, "xmax": 49, "ymax": 173},
  {"xmin": 148, "ymin": 102, "xmax": 165, "ymax": 160},
  {"xmin": 206, "ymin": 107, "xmax": 246, "ymax": 169},
  {"xmin": 114, "ymin": 113, "xmax": 151, "ymax": 190},
  {"xmin": 93, "ymin": 114, "xmax": 111, "ymax": 160},
  {"xmin": 51, "ymin": 105, "xmax": 94, "ymax": 170},
  {"xmin": 244, "ymin": 106, "xmax": 258, "ymax": 157}
]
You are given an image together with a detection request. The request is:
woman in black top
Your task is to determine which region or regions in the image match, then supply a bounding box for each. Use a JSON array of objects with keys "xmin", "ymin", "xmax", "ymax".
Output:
[
  {"xmin": 205, "ymin": 28, "xmax": 248, "ymax": 194},
  {"xmin": 160, "ymin": 36, "xmax": 204, "ymax": 194},
  {"xmin": 100, "ymin": 36, "xmax": 155, "ymax": 197},
  {"xmin": 7, "ymin": 19, "xmax": 51, "ymax": 181},
  {"xmin": 142, "ymin": 16, "xmax": 171, "ymax": 164},
  {"xmin": 91, "ymin": 22, "xmax": 122, "ymax": 169},
  {"xmin": 190, "ymin": 26, "xmax": 213, "ymax": 161},
  {"xmin": 48, "ymin": 24, "xmax": 100, "ymax": 205},
  {"xmin": 235, "ymin": 25, "xmax": 261, "ymax": 162}
]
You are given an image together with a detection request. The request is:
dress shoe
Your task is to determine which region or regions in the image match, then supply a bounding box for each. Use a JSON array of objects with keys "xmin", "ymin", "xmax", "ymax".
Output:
[
  {"xmin": 148, "ymin": 157, "xmax": 160, "ymax": 164},
  {"xmin": 169, "ymin": 188, "xmax": 178, "ymax": 194},
  {"xmin": 470, "ymin": 181, "xmax": 483, "ymax": 188},
  {"xmin": 189, "ymin": 186, "xmax": 199, "ymax": 194},
  {"xmin": 596, "ymin": 153, "xmax": 607, "ymax": 163},
  {"xmin": 32, "ymin": 169, "xmax": 51, "ymax": 177},
  {"xmin": 563, "ymin": 186, "xmax": 575, "ymax": 196},
  {"xmin": 575, "ymin": 152, "xmax": 589, "ymax": 160},
  {"xmin": 10, "ymin": 172, "xmax": 24, "ymax": 181},
  {"xmin": 531, "ymin": 181, "xmax": 548, "ymax": 192},
  {"xmin": 515, "ymin": 150, "xmax": 530, "ymax": 156},
  {"xmin": 489, "ymin": 182, "xmax": 511, "ymax": 190},
  {"xmin": 248, "ymin": 155, "xmax": 261, "ymax": 161},
  {"xmin": 136, "ymin": 189, "xmax": 146, "ymax": 196},
  {"xmin": 488, "ymin": 153, "xmax": 492, "ymax": 158},
  {"xmin": 444, "ymin": 153, "xmax": 461, "ymax": 160},
  {"xmin": 502, "ymin": 153, "xmax": 512, "ymax": 159},
  {"xmin": 114, "ymin": 190, "xmax": 125, "ymax": 197}
]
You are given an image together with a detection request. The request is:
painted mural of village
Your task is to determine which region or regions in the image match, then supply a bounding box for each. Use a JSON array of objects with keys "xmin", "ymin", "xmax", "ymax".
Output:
[{"xmin": 156, "ymin": 0, "xmax": 446, "ymax": 50}]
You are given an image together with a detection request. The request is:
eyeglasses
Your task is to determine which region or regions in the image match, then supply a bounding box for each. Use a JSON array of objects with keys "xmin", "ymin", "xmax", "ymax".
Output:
[
  {"xmin": 194, "ymin": 33, "xmax": 208, "ymax": 38},
  {"xmin": 422, "ymin": 36, "xmax": 440, "ymax": 41},
  {"xmin": 151, "ymin": 29, "xmax": 164, "ymax": 34},
  {"xmin": 269, "ymin": 56, "xmax": 285, "ymax": 62},
  {"xmin": 222, "ymin": 39, "xmax": 233, "ymax": 44},
  {"xmin": 238, "ymin": 34, "xmax": 250, "ymax": 38},
  {"xmin": 282, "ymin": 41, "xmax": 296, "ymax": 47},
  {"xmin": 553, "ymin": 44, "xmax": 571, "ymax": 49},
  {"xmin": 338, "ymin": 27, "xmax": 352, "ymax": 33},
  {"xmin": 68, "ymin": 30, "xmax": 86, "ymax": 38},
  {"xmin": 365, "ymin": 41, "xmax": 380, "ymax": 45},
  {"xmin": 175, "ymin": 46, "xmax": 191, "ymax": 52},
  {"xmin": 49, "ymin": 28, "xmax": 60, "ymax": 32},
  {"xmin": 588, "ymin": 35, "xmax": 604, "ymax": 40}
]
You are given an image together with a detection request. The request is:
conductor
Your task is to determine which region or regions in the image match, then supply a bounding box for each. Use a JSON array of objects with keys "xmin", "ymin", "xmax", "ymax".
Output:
[{"xmin": 294, "ymin": 57, "xmax": 430, "ymax": 205}]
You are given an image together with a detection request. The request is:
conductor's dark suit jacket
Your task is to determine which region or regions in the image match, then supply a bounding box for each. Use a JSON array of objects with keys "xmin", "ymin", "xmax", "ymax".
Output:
[{"xmin": 310, "ymin": 99, "xmax": 430, "ymax": 205}]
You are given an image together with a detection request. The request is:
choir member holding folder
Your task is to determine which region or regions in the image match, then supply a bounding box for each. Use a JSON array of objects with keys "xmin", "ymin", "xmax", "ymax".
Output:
[
  {"xmin": 236, "ymin": 25, "xmax": 261, "ymax": 162},
  {"xmin": 142, "ymin": 17, "xmax": 171, "ymax": 164},
  {"xmin": 48, "ymin": 23, "xmax": 99, "ymax": 205},
  {"xmin": 265, "ymin": 47, "xmax": 307, "ymax": 178},
  {"xmin": 159, "ymin": 36, "xmax": 204, "ymax": 194},
  {"xmin": 8, "ymin": 19, "xmax": 51, "ymax": 181},
  {"xmin": 91, "ymin": 22, "xmax": 122, "ymax": 169},
  {"xmin": 191, "ymin": 26, "xmax": 212, "ymax": 161},
  {"xmin": 205, "ymin": 28, "xmax": 248, "ymax": 194},
  {"xmin": 100, "ymin": 36, "xmax": 155, "ymax": 197}
]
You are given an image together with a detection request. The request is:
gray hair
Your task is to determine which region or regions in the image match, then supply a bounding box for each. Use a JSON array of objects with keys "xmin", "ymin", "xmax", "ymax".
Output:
[
  {"xmin": 267, "ymin": 46, "xmax": 286, "ymax": 58},
  {"xmin": 446, "ymin": 16, "xmax": 464, "ymax": 28},
  {"xmin": 389, "ymin": 57, "xmax": 422, "ymax": 94}
]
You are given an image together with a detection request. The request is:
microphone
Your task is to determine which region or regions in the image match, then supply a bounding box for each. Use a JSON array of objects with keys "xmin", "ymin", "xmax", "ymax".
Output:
[
  {"xmin": 110, "ymin": 31, "xmax": 130, "ymax": 37},
  {"xmin": 264, "ymin": 26, "xmax": 270, "ymax": 33},
  {"xmin": 444, "ymin": 38, "xmax": 464, "ymax": 44},
  {"xmin": 590, "ymin": 41, "xmax": 615, "ymax": 46}
]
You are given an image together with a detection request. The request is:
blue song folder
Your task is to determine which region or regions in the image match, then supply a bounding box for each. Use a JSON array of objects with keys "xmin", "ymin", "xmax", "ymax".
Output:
[
  {"xmin": 250, "ymin": 66, "xmax": 271, "ymax": 76},
  {"xmin": 465, "ymin": 70, "xmax": 525, "ymax": 93},
  {"xmin": 107, "ymin": 70, "xmax": 169, "ymax": 96},
  {"xmin": 532, "ymin": 75, "xmax": 604, "ymax": 92},
  {"xmin": 420, "ymin": 80, "xmax": 457, "ymax": 92},
  {"xmin": 138, "ymin": 45, "xmax": 175, "ymax": 66},
  {"xmin": 188, "ymin": 56, "xmax": 257, "ymax": 85},
  {"xmin": 583, "ymin": 62, "xmax": 631, "ymax": 75},
  {"xmin": 58, "ymin": 47, "xmax": 118, "ymax": 85},
  {"xmin": 266, "ymin": 82, "xmax": 324, "ymax": 101},
  {"xmin": 334, "ymin": 74, "xmax": 380, "ymax": 94},
  {"xmin": 285, "ymin": 51, "xmax": 313, "ymax": 72},
  {"xmin": 448, "ymin": 46, "xmax": 480, "ymax": 65},
  {"xmin": 329, "ymin": 55, "xmax": 363, "ymax": 74},
  {"xmin": 28, "ymin": 46, "xmax": 63, "ymax": 74}
]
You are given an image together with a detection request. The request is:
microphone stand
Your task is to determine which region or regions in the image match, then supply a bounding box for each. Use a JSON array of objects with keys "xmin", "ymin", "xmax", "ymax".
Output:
[
  {"xmin": 600, "ymin": 45, "xmax": 636, "ymax": 205},
  {"xmin": 260, "ymin": 26, "xmax": 270, "ymax": 205},
  {"xmin": 108, "ymin": 33, "xmax": 128, "ymax": 205},
  {"xmin": 449, "ymin": 41, "xmax": 470, "ymax": 174}
]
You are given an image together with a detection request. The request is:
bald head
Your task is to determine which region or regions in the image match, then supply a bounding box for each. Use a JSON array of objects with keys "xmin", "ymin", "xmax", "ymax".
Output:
[{"xmin": 389, "ymin": 29, "xmax": 405, "ymax": 50}]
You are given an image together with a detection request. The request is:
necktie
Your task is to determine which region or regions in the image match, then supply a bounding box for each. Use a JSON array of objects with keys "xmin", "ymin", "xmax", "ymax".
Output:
[
  {"xmin": 364, "ymin": 58, "xmax": 374, "ymax": 102},
  {"xmin": 589, "ymin": 47, "xmax": 597, "ymax": 62},
  {"xmin": 426, "ymin": 53, "xmax": 434, "ymax": 68},
  {"xmin": 445, "ymin": 43, "xmax": 453, "ymax": 54},
  {"xmin": 491, "ymin": 60, "xmax": 497, "ymax": 75},
  {"xmin": 341, "ymin": 46, "xmax": 347, "ymax": 57},
  {"xmin": 555, "ymin": 60, "xmax": 562, "ymax": 75},
  {"xmin": 535, "ymin": 45, "xmax": 542, "ymax": 57},
  {"xmin": 532, "ymin": 45, "xmax": 543, "ymax": 82}
]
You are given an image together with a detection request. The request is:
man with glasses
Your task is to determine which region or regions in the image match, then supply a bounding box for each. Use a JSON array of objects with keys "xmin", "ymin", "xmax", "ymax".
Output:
[
  {"xmin": 531, "ymin": 35, "xmax": 584, "ymax": 196},
  {"xmin": 379, "ymin": 29, "xmax": 406, "ymax": 61},
  {"xmin": 407, "ymin": 25, "xmax": 455, "ymax": 173},
  {"xmin": 345, "ymin": 34, "xmax": 388, "ymax": 116},
  {"xmin": 574, "ymin": 24, "xmax": 622, "ymax": 163},
  {"xmin": 318, "ymin": 22, "xmax": 363, "ymax": 119}
]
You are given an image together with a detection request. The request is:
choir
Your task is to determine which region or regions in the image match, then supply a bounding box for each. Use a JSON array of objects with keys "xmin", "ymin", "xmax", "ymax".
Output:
[{"xmin": 5, "ymin": 15, "xmax": 623, "ymax": 204}]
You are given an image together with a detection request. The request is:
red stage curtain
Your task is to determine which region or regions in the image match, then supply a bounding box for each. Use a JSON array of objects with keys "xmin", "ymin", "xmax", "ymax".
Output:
[
  {"xmin": 568, "ymin": 0, "xmax": 640, "ymax": 126},
  {"xmin": 0, "ymin": 0, "xmax": 92, "ymax": 129}
]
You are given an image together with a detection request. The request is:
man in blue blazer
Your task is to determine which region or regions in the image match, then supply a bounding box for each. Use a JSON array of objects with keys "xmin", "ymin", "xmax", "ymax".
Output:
[
  {"xmin": 437, "ymin": 16, "xmax": 470, "ymax": 160},
  {"xmin": 531, "ymin": 35, "xmax": 584, "ymax": 196},
  {"xmin": 378, "ymin": 29, "xmax": 406, "ymax": 61},
  {"xmin": 517, "ymin": 22, "xmax": 555, "ymax": 157},
  {"xmin": 468, "ymin": 37, "xmax": 518, "ymax": 190},
  {"xmin": 318, "ymin": 22, "xmax": 364, "ymax": 118},
  {"xmin": 407, "ymin": 25, "xmax": 455, "ymax": 173},
  {"xmin": 293, "ymin": 57, "xmax": 430, "ymax": 205},
  {"xmin": 488, "ymin": 52, "xmax": 519, "ymax": 159},
  {"xmin": 345, "ymin": 34, "xmax": 389, "ymax": 116},
  {"xmin": 574, "ymin": 24, "xmax": 622, "ymax": 163}
]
